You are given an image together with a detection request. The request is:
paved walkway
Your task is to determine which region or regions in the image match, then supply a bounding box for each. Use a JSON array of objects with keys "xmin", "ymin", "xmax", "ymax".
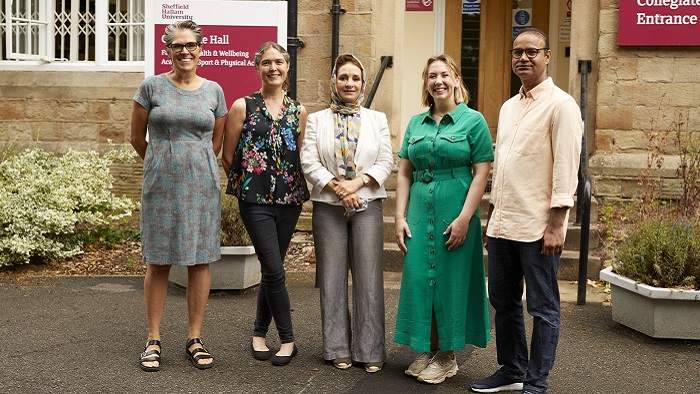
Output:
[{"xmin": 1, "ymin": 272, "xmax": 698, "ymax": 393}]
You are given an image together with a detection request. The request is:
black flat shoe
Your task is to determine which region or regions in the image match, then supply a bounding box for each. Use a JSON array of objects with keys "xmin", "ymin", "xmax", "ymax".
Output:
[
  {"xmin": 250, "ymin": 343, "xmax": 272, "ymax": 361},
  {"xmin": 271, "ymin": 344, "xmax": 298, "ymax": 366}
]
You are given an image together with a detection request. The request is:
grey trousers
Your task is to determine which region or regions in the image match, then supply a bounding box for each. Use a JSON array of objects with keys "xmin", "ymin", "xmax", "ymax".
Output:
[{"xmin": 312, "ymin": 200, "xmax": 386, "ymax": 363}]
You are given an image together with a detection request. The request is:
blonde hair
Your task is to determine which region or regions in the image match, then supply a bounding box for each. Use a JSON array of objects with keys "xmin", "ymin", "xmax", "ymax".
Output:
[{"xmin": 420, "ymin": 54, "xmax": 469, "ymax": 108}]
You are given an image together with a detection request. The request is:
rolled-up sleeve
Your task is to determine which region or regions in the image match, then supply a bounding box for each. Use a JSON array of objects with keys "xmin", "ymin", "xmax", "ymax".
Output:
[{"xmin": 550, "ymin": 99, "xmax": 583, "ymax": 209}]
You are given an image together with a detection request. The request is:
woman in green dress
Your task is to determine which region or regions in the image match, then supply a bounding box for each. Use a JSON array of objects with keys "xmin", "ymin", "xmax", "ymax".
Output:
[{"xmin": 394, "ymin": 54, "xmax": 493, "ymax": 384}]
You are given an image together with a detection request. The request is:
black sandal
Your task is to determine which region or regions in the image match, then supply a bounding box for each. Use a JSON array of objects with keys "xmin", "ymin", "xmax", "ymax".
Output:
[
  {"xmin": 139, "ymin": 339, "xmax": 161, "ymax": 372},
  {"xmin": 186, "ymin": 338, "xmax": 214, "ymax": 369}
]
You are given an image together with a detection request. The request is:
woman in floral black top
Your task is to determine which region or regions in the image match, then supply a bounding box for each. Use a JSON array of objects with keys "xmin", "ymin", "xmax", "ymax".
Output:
[{"xmin": 222, "ymin": 41, "xmax": 309, "ymax": 367}]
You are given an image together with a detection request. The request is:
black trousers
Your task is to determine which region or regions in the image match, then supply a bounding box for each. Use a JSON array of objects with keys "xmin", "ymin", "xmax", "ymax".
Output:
[{"xmin": 239, "ymin": 201, "xmax": 302, "ymax": 343}]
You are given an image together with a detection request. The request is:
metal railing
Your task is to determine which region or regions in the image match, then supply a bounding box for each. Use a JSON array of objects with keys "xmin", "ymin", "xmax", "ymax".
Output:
[
  {"xmin": 364, "ymin": 56, "xmax": 393, "ymax": 108},
  {"xmin": 576, "ymin": 60, "xmax": 593, "ymax": 305}
]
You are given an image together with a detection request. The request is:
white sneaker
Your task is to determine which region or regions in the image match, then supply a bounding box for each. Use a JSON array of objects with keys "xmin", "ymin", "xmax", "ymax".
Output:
[
  {"xmin": 404, "ymin": 352, "xmax": 434, "ymax": 377},
  {"xmin": 416, "ymin": 352, "xmax": 458, "ymax": 384}
]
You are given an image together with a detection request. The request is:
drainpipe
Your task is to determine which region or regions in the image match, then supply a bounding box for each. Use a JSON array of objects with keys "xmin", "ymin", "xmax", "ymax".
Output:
[
  {"xmin": 287, "ymin": 0, "xmax": 304, "ymax": 100},
  {"xmin": 330, "ymin": 0, "xmax": 345, "ymax": 69}
]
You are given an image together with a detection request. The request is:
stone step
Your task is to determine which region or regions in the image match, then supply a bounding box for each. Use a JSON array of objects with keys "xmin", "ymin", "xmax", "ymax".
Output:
[{"xmin": 381, "ymin": 243, "xmax": 602, "ymax": 281}]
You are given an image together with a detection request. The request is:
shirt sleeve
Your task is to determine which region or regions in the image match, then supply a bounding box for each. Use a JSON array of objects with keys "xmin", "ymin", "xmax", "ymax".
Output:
[
  {"xmin": 468, "ymin": 112, "xmax": 494, "ymax": 165},
  {"xmin": 550, "ymin": 98, "xmax": 583, "ymax": 209},
  {"xmin": 397, "ymin": 120, "xmax": 413, "ymax": 159},
  {"xmin": 213, "ymin": 82, "xmax": 228, "ymax": 119},
  {"xmin": 133, "ymin": 76, "xmax": 154, "ymax": 111},
  {"xmin": 300, "ymin": 111, "xmax": 336, "ymax": 191}
]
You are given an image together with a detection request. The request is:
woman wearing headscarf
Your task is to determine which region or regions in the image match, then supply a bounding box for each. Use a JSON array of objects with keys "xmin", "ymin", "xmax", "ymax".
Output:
[{"xmin": 301, "ymin": 54, "xmax": 394, "ymax": 373}]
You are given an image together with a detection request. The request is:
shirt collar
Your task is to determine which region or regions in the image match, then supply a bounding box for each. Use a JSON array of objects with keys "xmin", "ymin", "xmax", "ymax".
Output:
[
  {"xmin": 519, "ymin": 77, "xmax": 554, "ymax": 101},
  {"xmin": 420, "ymin": 102, "xmax": 468, "ymax": 124}
]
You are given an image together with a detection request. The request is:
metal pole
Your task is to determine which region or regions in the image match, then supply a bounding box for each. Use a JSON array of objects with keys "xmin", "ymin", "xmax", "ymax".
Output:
[
  {"xmin": 576, "ymin": 59, "xmax": 592, "ymax": 305},
  {"xmin": 330, "ymin": 0, "xmax": 345, "ymax": 69},
  {"xmin": 286, "ymin": 0, "xmax": 304, "ymax": 100}
]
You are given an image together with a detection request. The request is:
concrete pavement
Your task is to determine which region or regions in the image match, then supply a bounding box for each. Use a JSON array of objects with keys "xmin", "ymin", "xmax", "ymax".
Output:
[{"xmin": 0, "ymin": 272, "xmax": 698, "ymax": 393}]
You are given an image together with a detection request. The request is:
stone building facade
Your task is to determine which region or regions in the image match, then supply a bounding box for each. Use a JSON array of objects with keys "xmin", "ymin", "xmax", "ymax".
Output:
[{"xmin": 0, "ymin": 0, "xmax": 698, "ymax": 203}]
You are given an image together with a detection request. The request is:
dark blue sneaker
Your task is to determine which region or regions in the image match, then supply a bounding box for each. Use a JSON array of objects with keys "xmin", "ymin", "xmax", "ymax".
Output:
[{"xmin": 470, "ymin": 371, "xmax": 524, "ymax": 393}]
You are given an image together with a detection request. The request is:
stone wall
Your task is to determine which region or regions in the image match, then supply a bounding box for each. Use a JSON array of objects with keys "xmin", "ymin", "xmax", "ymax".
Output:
[
  {"xmin": 297, "ymin": 0, "xmax": 377, "ymax": 114},
  {"xmin": 0, "ymin": 72, "xmax": 142, "ymax": 155},
  {"xmin": 590, "ymin": 0, "xmax": 700, "ymax": 201}
]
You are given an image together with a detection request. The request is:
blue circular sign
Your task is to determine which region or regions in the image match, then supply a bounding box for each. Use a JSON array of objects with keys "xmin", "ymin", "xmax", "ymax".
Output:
[{"xmin": 514, "ymin": 10, "xmax": 530, "ymax": 26}]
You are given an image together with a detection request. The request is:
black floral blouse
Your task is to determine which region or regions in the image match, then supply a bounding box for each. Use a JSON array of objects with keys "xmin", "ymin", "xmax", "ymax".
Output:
[{"xmin": 226, "ymin": 91, "xmax": 310, "ymax": 205}]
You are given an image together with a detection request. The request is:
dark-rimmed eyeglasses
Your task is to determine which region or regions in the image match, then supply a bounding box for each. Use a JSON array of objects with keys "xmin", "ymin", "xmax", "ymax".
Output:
[
  {"xmin": 167, "ymin": 42, "xmax": 201, "ymax": 53},
  {"xmin": 510, "ymin": 48, "xmax": 548, "ymax": 59}
]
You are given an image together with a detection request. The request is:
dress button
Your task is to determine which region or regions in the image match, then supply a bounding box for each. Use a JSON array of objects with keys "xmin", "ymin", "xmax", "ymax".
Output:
[
  {"xmin": 431, "ymin": 138, "xmax": 435, "ymax": 142},
  {"xmin": 437, "ymin": 130, "xmax": 441, "ymax": 134},
  {"xmin": 429, "ymin": 189, "xmax": 433, "ymax": 194},
  {"xmin": 430, "ymin": 249, "xmax": 435, "ymax": 254},
  {"xmin": 429, "ymin": 234, "xmax": 434, "ymax": 240},
  {"xmin": 430, "ymin": 264, "xmax": 435, "ymax": 269},
  {"xmin": 429, "ymin": 150, "xmax": 433, "ymax": 154},
  {"xmin": 450, "ymin": 136, "xmax": 454, "ymax": 140},
  {"xmin": 428, "ymin": 204, "xmax": 433, "ymax": 209},
  {"xmin": 429, "ymin": 218, "xmax": 434, "ymax": 223},
  {"xmin": 430, "ymin": 163, "xmax": 435, "ymax": 167}
]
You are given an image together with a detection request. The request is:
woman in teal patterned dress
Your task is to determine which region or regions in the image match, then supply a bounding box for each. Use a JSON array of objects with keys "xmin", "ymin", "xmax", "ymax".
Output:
[
  {"xmin": 394, "ymin": 55, "xmax": 493, "ymax": 384},
  {"xmin": 131, "ymin": 20, "xmax": 227, "ymax": 371},
  {"xmin": 222, "ymin": 42, "xmax": 309, "ymax": 367}
]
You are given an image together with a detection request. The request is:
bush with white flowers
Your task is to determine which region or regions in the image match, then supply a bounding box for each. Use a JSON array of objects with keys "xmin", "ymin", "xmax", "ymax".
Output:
[{"xmin": 0, "ymin": 146, "xmax": 138, "ymax": 267}]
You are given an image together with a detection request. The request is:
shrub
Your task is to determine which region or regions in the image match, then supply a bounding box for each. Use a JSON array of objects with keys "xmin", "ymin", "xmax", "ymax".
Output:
[
  {"xmin": 605, "ymin": 108, "xmax": 700, "ymax": 290},
  {"xmin": 0, "ymin": 147, "xmax": 137, "ymax": 266},
  {"xmin": 613, "ymin": 217, "xmax": 700, "ymax": 290},
  {"xmin": 220, "ymin": 191, "xmax": 252, "ymax": 246}
]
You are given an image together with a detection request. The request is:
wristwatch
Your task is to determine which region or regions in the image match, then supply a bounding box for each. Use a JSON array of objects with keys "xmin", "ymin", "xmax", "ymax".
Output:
[{"xmin": 361, "ymin": 175, "xmax": 370, "ymax": 186}]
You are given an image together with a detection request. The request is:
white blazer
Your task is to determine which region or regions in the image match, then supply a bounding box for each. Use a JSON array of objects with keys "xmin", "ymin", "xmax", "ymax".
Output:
[{"xmin": 301, "ymin": 107, "xmax": 394, "ymax": 204}]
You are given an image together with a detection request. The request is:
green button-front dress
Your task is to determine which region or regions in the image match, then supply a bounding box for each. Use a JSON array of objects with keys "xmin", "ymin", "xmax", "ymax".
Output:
[{"xmin": 394, "ymin": 103, "xmax": 493, "ymax": 352}]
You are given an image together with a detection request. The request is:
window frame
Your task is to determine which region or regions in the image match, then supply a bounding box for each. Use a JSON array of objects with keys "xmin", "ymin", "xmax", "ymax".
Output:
[{"xmin": 2, "ymin": 0, "xmax": 145, "ymax": 71}]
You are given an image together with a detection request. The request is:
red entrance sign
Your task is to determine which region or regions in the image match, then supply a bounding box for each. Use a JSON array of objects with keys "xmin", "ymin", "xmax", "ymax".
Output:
[
  {"xmin": 406, "ymin": 0, "xmax": 433, "ymax": 12},
  {"xmin": 618, "ymin": 1, "xmax": 700, "ymax": 46}
]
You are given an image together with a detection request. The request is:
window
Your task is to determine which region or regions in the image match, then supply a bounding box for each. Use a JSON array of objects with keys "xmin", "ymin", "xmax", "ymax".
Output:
[{"xmin": 1, "ymin": 0, "xmax": 145, "ymax": 70}]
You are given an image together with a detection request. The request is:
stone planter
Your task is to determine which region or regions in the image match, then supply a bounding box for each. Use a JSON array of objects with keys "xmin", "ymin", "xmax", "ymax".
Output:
[
  {"xmin": 170, "ymin": 246, "xmax": 261, "ymax": 291},
  {"xmin": 599, "ymin": 266, "xmax": 700, "ymax": 340}
]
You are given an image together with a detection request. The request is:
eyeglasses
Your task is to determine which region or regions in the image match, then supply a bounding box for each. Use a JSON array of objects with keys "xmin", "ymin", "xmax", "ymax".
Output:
[
  {"xmin": 510, "ymin": 47, "xmax": 548, "ymax": 59},
  {"xmin": 167, "ymin": 42, "xmax": 200, "ymax": 53}
]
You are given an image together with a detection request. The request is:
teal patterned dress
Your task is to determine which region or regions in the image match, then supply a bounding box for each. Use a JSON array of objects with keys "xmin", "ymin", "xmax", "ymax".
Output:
[
  {"xmin": 134, "ymin": 74, "xmax": 227, "ymax": 265},
  {"xmin": 394, "ymin": 103, "xmax": 494, "ymax": 351}
]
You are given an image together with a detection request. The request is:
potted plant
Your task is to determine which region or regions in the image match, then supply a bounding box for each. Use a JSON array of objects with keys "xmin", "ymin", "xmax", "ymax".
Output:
[
  {"xmin": 170, "ymin": 191, "xmax": 260, "ymax": 291},
  {"xmin": 599, "ymin": 216, "xmax": 700, "ymax": 339}
]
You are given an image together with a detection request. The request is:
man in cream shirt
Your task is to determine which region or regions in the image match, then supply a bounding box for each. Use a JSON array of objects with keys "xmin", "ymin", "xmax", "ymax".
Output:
[{"xmin": 471, "ymin": 28, "xmax": 583, "ymax": 394}]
